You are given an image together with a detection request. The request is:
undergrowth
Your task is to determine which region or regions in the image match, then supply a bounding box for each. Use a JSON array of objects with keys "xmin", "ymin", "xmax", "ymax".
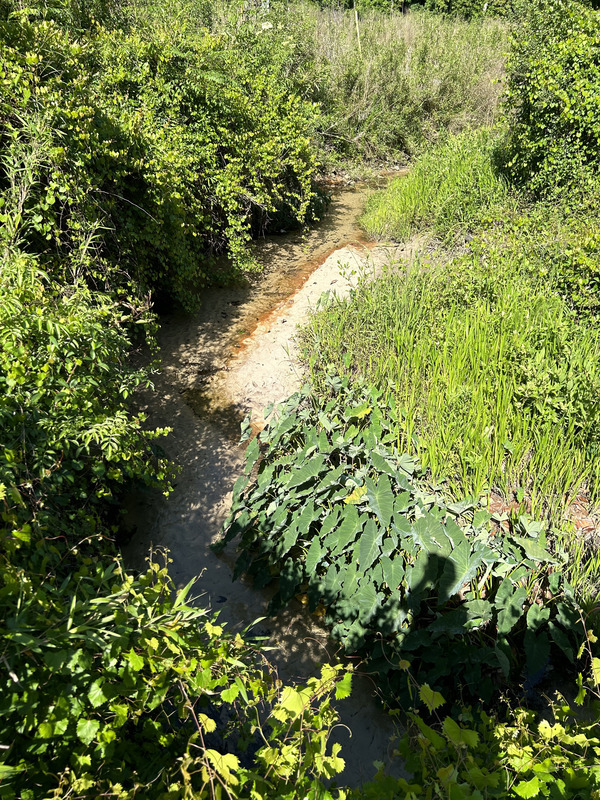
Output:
[
  {"xmin": 138, "ymin": 0, "xmax": 508, "ymax": 166},
  {"xmin": 218, "ymin": 379, "xmax": 587, "ymax": 706},
  {"xmin": 361, "ymin": 128, "xmax": 511, "ymax": 241},
  {"xmin": 306, "ymin": 7, "xmax": 507, "ymax": 164},
  {"xmin": 305, "ymin": 129, "xmax": 600, "ymax": 519},
  {"xmin": 300, "ymin": 250, "xmax": 600, "ymax": 514}
]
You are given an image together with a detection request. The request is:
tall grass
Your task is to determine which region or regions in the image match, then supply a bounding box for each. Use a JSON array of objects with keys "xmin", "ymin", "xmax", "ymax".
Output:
[
  {"xmin": 134, "ymin": 0, "xmax": 508, "ymax": 164},
  {"xmin": 299, "ymin": 242, "xmax": 600, "ymax": 516},
  {"xmin": 362, "ymin": 128, "xmax": 512, "ymax": 240},
  {"xmin": 309, "ymin": 7, "xmax": 507, "ymax": 162}
]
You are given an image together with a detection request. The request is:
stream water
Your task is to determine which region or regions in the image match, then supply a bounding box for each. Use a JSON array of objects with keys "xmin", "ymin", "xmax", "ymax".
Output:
[{"xmin": 123, "ymin": 181, "xmax": 408, "ymax": 786}]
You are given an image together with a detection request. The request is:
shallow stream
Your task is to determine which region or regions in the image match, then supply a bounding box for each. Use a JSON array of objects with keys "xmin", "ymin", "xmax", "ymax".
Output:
[{"xmin": 123, "ymin": 181, "xmax": 408, "ymax": 785}]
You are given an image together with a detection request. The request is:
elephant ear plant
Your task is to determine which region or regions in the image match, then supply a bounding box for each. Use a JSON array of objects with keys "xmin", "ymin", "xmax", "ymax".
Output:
[{"xmin": 218, "ymin": 376, "xmax": 588, "ymax": 704}]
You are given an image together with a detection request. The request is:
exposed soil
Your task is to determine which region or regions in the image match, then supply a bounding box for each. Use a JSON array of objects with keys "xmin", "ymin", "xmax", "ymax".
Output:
[{"xmin": 123, "ymin": 184, "xmax": 411, "ymax": 786}]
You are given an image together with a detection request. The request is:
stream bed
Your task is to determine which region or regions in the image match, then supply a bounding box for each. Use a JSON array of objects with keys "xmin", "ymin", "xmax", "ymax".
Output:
[{"xmin": 123, "ymin": 182, "xmax": 409, "ymax": 786}]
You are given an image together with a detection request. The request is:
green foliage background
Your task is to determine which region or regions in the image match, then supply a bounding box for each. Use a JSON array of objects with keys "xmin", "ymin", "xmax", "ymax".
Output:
[
  {"xmin": 0, "ymin": 1, "xmax": 320, "ymax": 309},
  {"xmin": 504, "ymin": 0, "xmax": 600, "ymax": 197},
  {"xmin": 2, "ymin": 0, "xmax": 600, "ymax": 795}
]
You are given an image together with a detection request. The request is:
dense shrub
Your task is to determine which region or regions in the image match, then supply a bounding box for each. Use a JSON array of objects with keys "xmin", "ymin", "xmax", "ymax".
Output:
[
  {"xmin": 504, "ymin": 0, "xmax": 600, "ymax": 197},
  {"xmin": 0, "ymin": 4, "xmax": 319, "ymax": 308},
  {"xmin": 1, "ymin": 542, "xmax": 350, "ymax": 798},
  {"xmin": 357, "ymin": 665, "xmax": 600, "ymax": 798}
]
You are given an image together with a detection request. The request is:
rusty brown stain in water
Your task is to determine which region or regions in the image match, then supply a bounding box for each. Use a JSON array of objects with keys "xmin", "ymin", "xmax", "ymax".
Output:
[{"xmin": 235, "ymin": 238, "xmax": 374, "ymax": 352}]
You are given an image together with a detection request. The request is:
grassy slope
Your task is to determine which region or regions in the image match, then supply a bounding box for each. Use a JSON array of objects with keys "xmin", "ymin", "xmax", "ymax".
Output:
[{"xmin": 300, "ymin": 129, "xmax": 600, "ymax": 599}]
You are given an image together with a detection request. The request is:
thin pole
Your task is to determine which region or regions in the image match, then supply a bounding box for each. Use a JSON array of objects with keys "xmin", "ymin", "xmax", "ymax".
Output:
[{"xmin": 354, "ymin": 2, "xmax": 362, "ymax": 59}]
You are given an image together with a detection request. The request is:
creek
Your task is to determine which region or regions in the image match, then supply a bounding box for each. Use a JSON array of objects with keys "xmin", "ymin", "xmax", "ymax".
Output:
[{"xmin": 123, "ymin": 180, "xmax": 408, "ymax": 786}]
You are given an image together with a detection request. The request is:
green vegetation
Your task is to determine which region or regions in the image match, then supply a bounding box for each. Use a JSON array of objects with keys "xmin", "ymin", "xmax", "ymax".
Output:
[
  {"xmin": 0, "ymin": 98, "xmax": 349, "ymax": 797},
  {"xmin": 220, "ymin": 380, "xmax": 583, "ymax": 704},
  {"xmin": 360, "ymin": 663, "xmax": 600, "ymax": 798},
  {"xmin": 0, "ymin": 0, "xmax": 356, "ymax": 796},
  {"xmin": 504, "ymin": 0, "xmax": 600, "ymax": 197},
  {"xmin": 3, "ymin": 0, "xmax": 600, "ymax": 795},
  {"xmin": 305, "ymin": 8, "xmax": 506, "ymax": 163},
  {"xmin": 303, "ymin": 3, "xmax": 600, "ymax": 517},
  {"xmin": 301, "ymin": 206, "xmax": 600, "ymax": 510},
  {"xmin": 361, "ymin": 129, "xmax": 510, "ymax": 241},
  {"xmin": 0, "ymin": 1, "xmax": 321, "ymax": 309},
  {"xmin": 1, "ymin": 552, "xmax": 351, "ymax": 797}
]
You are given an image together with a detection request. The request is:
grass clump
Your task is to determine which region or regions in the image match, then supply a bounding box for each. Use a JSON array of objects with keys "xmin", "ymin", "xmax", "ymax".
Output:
[
  {"xmin": 305, "ymin": 112, "xmax": 600, "ymax": 517},
  {"xmin": 300, "ymin": 244, "xmax": 600, "ymax": 511},
  {"xmin": 361, "ymin": 128, "xmax": 510, "ymax": 241}
]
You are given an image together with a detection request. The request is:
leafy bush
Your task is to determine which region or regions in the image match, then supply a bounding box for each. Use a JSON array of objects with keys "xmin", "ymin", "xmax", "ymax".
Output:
[
  {"xmin": 0, "ymin": 548, "xmax": 351, "ymax": 799},
  {"xmin": 0, "ymin": 4, "xmax": 320, "ymax": 308},
  {"xmin": 357, "ymin": 647, "xmax": 600, "ymax": 799},
  {"xmin": 218, "ymin": 379, "xmax": 584, "ymax": 704},
  {"xmin": 0, "ymin": 235, "xmax": 170, "ymax": 546},
  {"xmin": 423, "ymin": 0, "xmax": 514, "ymax": 18},
  {"xmin": 358, "ymin": 685, "xmax": 600, "ymax": 798},
  {"xmin": 503, "ymin": 0, "xmax": 600, "ymax": 197}
]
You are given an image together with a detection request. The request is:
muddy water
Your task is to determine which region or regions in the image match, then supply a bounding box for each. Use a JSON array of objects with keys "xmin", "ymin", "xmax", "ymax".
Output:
[{"xmin": 123, "ymin": 183, "xmax": 408, "ymax": 786}]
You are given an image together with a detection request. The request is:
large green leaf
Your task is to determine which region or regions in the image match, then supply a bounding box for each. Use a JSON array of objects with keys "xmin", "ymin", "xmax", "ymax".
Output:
[
  {"xmin": 267, "ymin": 412, "xmax": 298, "ymax": 449},
  {"xmin": 393, "ymin": 490, "xmax": 412, "ymax": 514},
  {"xmin": 305, "ymin": 537, "xmax": 324, "ymax": 575},
  {"xmin": 412, "ymin": 514, "xmax": 452, "ymax": 558},
  {"xmin": 381, "ymin": 555, "xmax": 405, "ymax": 591},
  {"xmin": 356, "ymin": 518, "xmax": 384, "ymax": 571},
  {"xmin": 280, "ymin": 519, "xmax": 300, "ymax": 557},
  {"xmin": 442, "ymin": 717, "xmax": 479, "ymax": 748},
  {"xmin": 337, "ymin": 564, "xmax": 362, "ymax": 617},
  {"xmin": 355, "ymin": 581, "xmax": 380, "ymax": 624},
  {"xmin": 244, "ymin": 437, "xmax": 260, "ymax": 474},
  {"xmin": 281, "ymin": 502, "xmax": 318, "ymax": 556},
  {"xmin": 513, "ymin": 535, "xmax": 556, "ymax": 563},
  {"xmin": 286, "ymin": 455, "xmax": 326, "ymax": 490},
  {"xmin": 322, "ymin": 563, "xmax": 344, "ymax": 601},
  {"xmin": 370, "ymin": 450, "xmax": 399, "ymax": 479},
  {"xmin": 313, "ymin": 464, "xmax": 345, "ymax": 496},
  {"xmin": 319, "ymin": 508, "xmax": 341, "ymax": 539},
  {"xmin": 365, "ymin": 473, "xmax": 394, "ymax": 527},
  {"xmin": 438, "ymin": 541, "xmax": 483, "ymax": 603},
  {"xmin": 526, "ymin": 602, "xmax": 550, "ymax": 632},
  {"xmin": 496, "ymin": 585, "xmax": 528, "ymax": 636},
  {"xmin": 443, "ymin": 517, "xmax": 468, "ymax": 551},
  {"xmin": 325, "ymin": 506, "xmax": 363, "ymax": 556},
  {"xmin": 381, "ymin": 532, "xmax": 399, "ymax": 557}
]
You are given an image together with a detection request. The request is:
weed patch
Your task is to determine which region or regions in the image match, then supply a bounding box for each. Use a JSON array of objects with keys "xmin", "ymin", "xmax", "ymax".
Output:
[
  {"xmin": 300, "ymin": 243, "xmax": 600, "ymax": 513},
  {"xmin": 218, "ymin": 380, "xmax": 585, "ymax": 705}
]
